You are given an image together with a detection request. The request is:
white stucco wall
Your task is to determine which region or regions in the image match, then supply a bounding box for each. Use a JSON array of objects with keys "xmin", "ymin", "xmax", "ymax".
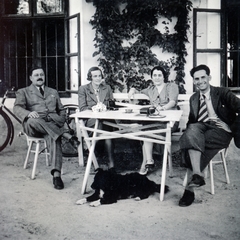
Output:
[
  {"xmin": 79, "ymin": 1, "xmax": 99, "ymax": 86},
  {"xmin": 76, "ymin": 0, "xmax": 222, "ymax": 95}
]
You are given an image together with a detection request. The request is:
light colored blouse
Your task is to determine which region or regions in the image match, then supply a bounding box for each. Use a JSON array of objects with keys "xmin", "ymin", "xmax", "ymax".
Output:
[{"xmin": 141, "ymin": 82, "xmax": 179, "ymax": 109}]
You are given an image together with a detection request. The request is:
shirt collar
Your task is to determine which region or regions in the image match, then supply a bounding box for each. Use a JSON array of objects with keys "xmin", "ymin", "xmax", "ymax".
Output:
[
  {"xmin": 37, "ymin": 86, "xmax": 44, "ymax": 90},
  {"xmin": 200, "ymin": 89, "xmax": 210, "ymax": 100}
]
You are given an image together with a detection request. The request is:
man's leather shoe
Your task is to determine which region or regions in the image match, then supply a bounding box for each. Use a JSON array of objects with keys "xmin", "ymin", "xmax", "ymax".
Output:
[
  {"xmin": 188, "ymin": 174, "xmax": 206, "ymax": 188},
  {"xmin": 53, "ymin": 176, "xmax": 64, "ymax": 190},
  {"xmin": 179, "ymin": 190, "xmax": 195, "ymax": 207}
]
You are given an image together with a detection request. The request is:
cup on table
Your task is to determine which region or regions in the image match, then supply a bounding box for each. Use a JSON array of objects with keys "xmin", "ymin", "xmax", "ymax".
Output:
[{"xmin": 125, "ymin": 108, "xmax": 133, "ymax": 113}]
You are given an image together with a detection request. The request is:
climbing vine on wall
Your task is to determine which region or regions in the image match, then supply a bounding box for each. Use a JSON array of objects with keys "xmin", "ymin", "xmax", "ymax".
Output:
[{"xmin": 87, "ymin": 0, "xmax": 192, "ymax": 94}]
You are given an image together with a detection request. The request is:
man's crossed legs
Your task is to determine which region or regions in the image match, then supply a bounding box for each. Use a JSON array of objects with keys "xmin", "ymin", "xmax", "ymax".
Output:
[
  {"xmin": 24, "ymin": 118, "xmax": 80, "ymax": 189},
  {"xmin": 179, "ymin": 122, "xmax": 232, "ymax": 207}
]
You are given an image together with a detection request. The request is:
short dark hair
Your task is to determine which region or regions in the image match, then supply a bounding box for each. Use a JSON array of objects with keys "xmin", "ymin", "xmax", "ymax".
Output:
[
  {"xmin": 151, "ymin": 66, "xmax": 168, "ymax": 83},
  {"xmin": 87, "ymin": 66, "xmax": 104, "ymax": 81},
  {"xmin": 190, "ymin": 64, "xmax": 210, "ymax": 77},
  {"xmin": 29, "ymin": 66, "xmax": 44, "ymax": 76}
]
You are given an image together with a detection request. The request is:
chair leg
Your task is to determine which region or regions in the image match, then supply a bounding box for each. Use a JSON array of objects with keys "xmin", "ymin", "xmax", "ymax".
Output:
[
  {"xmin": 209, "ymin": 148, "xmax": 230, "ymax": 195},
  {"xmin": 31, "ymin": 141, "xmax": 40, "ymax": 180},
  {"xmin": 24, "ymin": 140, "xmax": 33, "ymax": 169},
  {"xmin": 220, "ymin": 149, "xmax": 230, "ymax": 184},
  {"xmin": 209, "ymin": 160, "xmax": 215, "ymax": 194},
  {"xmin": 43, "ymin": 140, "xmax": 49, "ymax": 166}
]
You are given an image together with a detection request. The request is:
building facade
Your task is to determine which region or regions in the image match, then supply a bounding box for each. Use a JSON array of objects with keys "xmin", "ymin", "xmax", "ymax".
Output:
[{"xmin": 0, "ymin": 0, "xmax": 239, "ymax": 104}]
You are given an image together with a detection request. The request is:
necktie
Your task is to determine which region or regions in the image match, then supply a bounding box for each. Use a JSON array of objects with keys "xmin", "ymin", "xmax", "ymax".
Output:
[
  {"xmin": 198, "ymin": 94, "xmax": 209, "ymax": 122},
  {"xmin": 40, "ymin": 87, "xmax": 44, "ymax": 96},
  {"xmin": 94, "ymin": 89, "xmax": 100, "ymax": 102}
]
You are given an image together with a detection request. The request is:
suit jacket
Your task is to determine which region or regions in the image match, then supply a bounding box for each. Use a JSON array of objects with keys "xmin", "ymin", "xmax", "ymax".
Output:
[
  {"xmin": 78, "ymin": 82, "xmax": 113, "ymax": 111},
  {"xmin": 188, "ymin": 85, "xmax": 240, "ymax": 148},
  {"xmin": 13, "ymin": 84, "xmax": 66, "ymax": 127}
]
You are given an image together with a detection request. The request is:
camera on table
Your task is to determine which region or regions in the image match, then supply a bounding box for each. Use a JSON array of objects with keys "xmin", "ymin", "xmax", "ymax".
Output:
[
  {"xmin": 108, "ymin": 99, "xmax": 118, "ymax": 110},
  {"xmin": 140, "ymin": 106, "xmax": 156, "ymax": 115}
]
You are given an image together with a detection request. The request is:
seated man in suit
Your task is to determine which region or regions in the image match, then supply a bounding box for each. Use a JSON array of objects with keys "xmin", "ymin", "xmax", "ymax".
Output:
[
  {"xmin": 14, "ymin": 66, "xmax": 80, "ymax": 190},
  {"xmin": 179, "ymin": 64, "xmax": 240, "ymax": 207}
]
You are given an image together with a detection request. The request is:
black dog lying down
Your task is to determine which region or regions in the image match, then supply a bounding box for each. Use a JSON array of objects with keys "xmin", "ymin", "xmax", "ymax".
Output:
[{"xmin": 76, "ymin": 168, "xmax": 169, "ymax": 207}]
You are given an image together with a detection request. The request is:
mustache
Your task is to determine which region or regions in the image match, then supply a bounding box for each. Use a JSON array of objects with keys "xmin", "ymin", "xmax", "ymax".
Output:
[{"xmin": 37, "ymin": 78, "xmax": 43, "ymax": 81}]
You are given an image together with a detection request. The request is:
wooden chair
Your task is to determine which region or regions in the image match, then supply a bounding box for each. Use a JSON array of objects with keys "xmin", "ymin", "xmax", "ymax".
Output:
[
  {"xmin": 183, "ymin": 147, "xmax": 230, "ymax": 194},
  {"xmin": 23, "ymin": 134, "xmax": 50, "ymax": 179},
  {"xmin": 209, "ymin": 148, "xmax": 230, "ymax": 194}
]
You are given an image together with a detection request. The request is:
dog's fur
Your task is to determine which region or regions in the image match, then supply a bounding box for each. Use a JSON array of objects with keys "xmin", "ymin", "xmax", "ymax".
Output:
[{"xmin": 76, "ymin": 168, "xmax": 169, "ymax": 207}]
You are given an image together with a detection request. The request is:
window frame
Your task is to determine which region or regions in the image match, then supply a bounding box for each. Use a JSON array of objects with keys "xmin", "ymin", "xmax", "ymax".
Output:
[
  {"xmin": 193, "ymin": 8, "xmax": 225, "ymax": 89},
  {"xmin": 0, "ymin": 1, "xmax": 80, "ymax": 98},
  {"xmin": 1, "ymin": 0, "xmax": 65, "ymax": 17},
  {"xmin": 223, "ymin": 0, "xmax": 240, "ymax": 92},
  {"xmin": 65, "ymin": 13, "xmax": 81, "ymax": 93}
]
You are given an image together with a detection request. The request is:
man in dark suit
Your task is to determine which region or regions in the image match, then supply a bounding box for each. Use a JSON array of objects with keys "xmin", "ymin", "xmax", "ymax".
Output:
[
  {"xmin": 14, "ymin": 66, "xmax": 79, "ymax": 190},
  {"xmin": 179, "ymin": 64, "xmax": 240, "ymax": 207}
]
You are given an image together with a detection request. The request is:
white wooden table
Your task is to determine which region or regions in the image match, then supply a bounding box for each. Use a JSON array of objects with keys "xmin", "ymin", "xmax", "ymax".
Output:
[{"xmin": 70, "ymin": 107, "xmax": 182, "ymax": 201}]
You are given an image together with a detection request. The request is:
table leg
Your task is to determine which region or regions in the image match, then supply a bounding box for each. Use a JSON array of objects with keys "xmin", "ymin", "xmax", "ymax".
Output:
[
  {"xmin": 160, "ymin": 126, "xmax": 171, "ymax": 201},
  {"xmin": 79, "ymin": 120, "xmax": 99, "ymax": 169},
  {"xmin": 167, "ymin": 122, "xmax": 173, "ymax": 177},
  {"xmin": 81, "ymin": 119, "xmax": 99, "ymax": 194},
  {"xmin": 168, "ymin": 144, "xmax": 173, "ymax": 177},
  {"xmin": 75, "ymin": 117, "xmax": 84, "ymax": 166},
  {"xmin": 160, "ymin": 146, "xmax": 168, "ymax": 201}
]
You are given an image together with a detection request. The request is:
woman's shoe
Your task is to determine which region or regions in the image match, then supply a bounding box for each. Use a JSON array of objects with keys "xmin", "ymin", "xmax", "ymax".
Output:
[
  {"xmin": 139, "ymin": 167, "xmax": 148, "ymax": 175},
  {"xmin": 145, "ymin": 159, "xmax": 155, "ymax": 168}
]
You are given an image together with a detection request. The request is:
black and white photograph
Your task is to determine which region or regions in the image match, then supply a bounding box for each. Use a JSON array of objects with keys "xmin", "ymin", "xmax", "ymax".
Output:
[{"xmin": 0, "ymin": 0, "xmax": 240, "ymax": 239}]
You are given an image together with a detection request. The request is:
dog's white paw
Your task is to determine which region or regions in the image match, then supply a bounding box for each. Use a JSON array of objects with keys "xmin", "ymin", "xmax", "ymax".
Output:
[
  {"xmin": 76, "ymin": 198, "xmax": 87, "ymax": 205},
  {"xmin": 89, "ymin": 199, "xmax": 101, "ymax": 207},
  {"xmin": 134, "ymin": 197, "xmax": 141, "ymax": 201}
]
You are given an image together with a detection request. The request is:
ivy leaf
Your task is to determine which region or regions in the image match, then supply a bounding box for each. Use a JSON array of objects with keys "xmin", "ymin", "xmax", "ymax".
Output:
[
  {"xmin": 88, "ymin": 0, "xmax": 192, "ymax": 93},
  {"xmin": 93, "ymin": 51, "xmax": 100, "ymax": 57}
]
